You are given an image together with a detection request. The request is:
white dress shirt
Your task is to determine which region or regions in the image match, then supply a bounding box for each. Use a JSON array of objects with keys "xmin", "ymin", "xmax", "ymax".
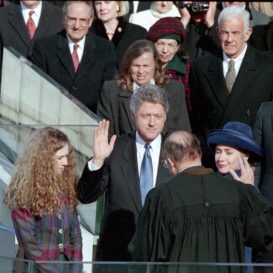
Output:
[
  {"xmin": 67, "ymin": 35, "xmax": 86, "ymax": 63},
  {"xmin": 21, "ymin": 1, "xmax": 42, "ymax": 27},
  {"xmin": 135, "ymin": 132, "xmax": 161, "ymax": 187},
  {"xmin": 223, "ymin": 43, "xmax": 248, "ymax": 78}
]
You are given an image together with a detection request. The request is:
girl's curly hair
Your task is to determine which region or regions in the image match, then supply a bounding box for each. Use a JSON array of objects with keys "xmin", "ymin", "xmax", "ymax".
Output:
[{"xmin": 4, "ymin": 127, "xmax": 78, "ymax": 216}]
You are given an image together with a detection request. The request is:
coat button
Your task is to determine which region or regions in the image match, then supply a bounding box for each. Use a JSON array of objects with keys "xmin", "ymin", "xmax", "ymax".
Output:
[
  {"xmin": 58, "ymin": 243, "xmax": 64, "ymax": 249},
  {"xmin": 204, "ymin": 202, "xmax": 210, "ymax": 208},
  {"xmin": 58, "ymin": 229, "xmax": 63, "ymax": 234}
]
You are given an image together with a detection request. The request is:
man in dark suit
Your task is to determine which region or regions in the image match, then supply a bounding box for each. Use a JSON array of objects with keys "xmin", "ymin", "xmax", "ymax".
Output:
[
  {"xmin": 0, "ymin": 0, "xmax": 63, "ymax": 82},
  {"xmin": 252, "ymin": 101, "xmax": 273, "ymax": 263},
  {"xmin": 253, "ymin": 102, "xmax": 273, "ymax": 204},
  {"xmin": 30, "ymin": 1, "xmax": 117, "ymax": 113},
  {"xmin": 189, "ymin": 5, "xmax": 273, "ymax": 165},
  {"xmin": 77, "ymin": 84, "xmax": 171, "ymax": 261}
]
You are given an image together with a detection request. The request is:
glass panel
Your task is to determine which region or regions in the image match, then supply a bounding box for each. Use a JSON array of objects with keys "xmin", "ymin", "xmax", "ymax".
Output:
[{"xmin": 0, "ymin": 47, "xmax": 103, "ymax": 268}]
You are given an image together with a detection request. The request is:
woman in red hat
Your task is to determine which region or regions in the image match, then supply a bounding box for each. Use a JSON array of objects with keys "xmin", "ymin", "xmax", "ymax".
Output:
[{"xmin": 147, "ymin": 16, "xmax": 191, "ymax": 111}]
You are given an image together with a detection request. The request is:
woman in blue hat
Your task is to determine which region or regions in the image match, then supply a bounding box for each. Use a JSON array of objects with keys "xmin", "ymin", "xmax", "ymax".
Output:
[
  {"xmin": 207, "ymin": 121, "xmax": 263, "ymax": 185},
  {"xmin": 207, "ymin": 121, "xmax": 263, "ymax": 270}
]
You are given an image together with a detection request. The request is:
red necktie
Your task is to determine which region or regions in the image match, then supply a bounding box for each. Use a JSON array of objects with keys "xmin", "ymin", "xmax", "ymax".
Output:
[
  {"xmin": 72, "ymin": 44, "xmax": 80, "ymax": 73},
  {"xmin": 27, "ymin": 10, "xmax": 36, "ymax": 39}
]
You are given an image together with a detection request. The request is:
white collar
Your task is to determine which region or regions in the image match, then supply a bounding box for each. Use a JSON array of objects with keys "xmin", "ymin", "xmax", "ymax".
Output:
[
  {"xmin": 132, "ymin": 79, "xmax": 155, "ymax": 92},
  {"xmin": 135, "ymin": 131, "xmax": 162, "ymax": 150},
  {"xmin": 67, "ymin": 34, "xmax": 86, "ymax": 49},
  {"xmin": 20, "ymin": 1, "xmax": 42, "ymax": 16}
]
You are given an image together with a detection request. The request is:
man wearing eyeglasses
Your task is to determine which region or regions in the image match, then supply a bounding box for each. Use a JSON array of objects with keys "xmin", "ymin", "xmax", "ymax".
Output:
[{"xmin": 30, "ymin": 1, "xmax": 117, "ymax": 113}]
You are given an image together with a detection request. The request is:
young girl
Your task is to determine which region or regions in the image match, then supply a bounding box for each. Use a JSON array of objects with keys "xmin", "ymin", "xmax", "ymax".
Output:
[{"xmin": 4, "ymin": 127, "xmax": 82, "ymax": 273}]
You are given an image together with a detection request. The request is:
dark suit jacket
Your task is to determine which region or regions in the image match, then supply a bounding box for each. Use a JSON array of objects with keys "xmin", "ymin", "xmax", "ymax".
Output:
[
  {"xmin": 0, "ymin": 2, "xmax": 63, "ymax": 67},
  {"xmin": 253, "ymin": 101, "xmax": 273, "ymax": 204},
  {"xmin": 250, "ymin": 21, "xmax": 273, "ymax": 53},
  {"xmin": 97, "ymin": 80, "xmax": 191, "ymax": 137},
  {"xmin": 77, "ymin": 133, "xmax": 171, "ymax": 261},
  {"xmin": 90, "ymin": 17, "xmax": 147, "ymax": 66},
  {"xmin": 30, "ymin": 30, "xmax": 117, "ymax": 113},
  {"xmin": 189, "ymin": 45, "xmax": 273, "ymax": 139},
  {"xmin": 183, "ymin": 21, "xmax": 220, "ymax": 61}
]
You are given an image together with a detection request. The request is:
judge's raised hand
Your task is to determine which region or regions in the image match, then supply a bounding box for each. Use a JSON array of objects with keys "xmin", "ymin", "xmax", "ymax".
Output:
[
  {"xmin": 92, "ymin": 119, "xmax": 116, "ymax": 167},
  {"xmin": 229, "ymin": 157, "xmax": 255, "ymax": 185}
]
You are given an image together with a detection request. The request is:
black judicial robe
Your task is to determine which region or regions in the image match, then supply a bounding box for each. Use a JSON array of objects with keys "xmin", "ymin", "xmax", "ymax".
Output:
[{"xmin": 129, "ymin": 166, "xmax": 273, "ymax": 271}]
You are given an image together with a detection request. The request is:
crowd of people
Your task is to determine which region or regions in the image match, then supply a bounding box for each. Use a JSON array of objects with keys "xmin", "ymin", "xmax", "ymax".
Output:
[{"xmin": 2, "ymin": 1, "xmax": 273, "ymax": 272}]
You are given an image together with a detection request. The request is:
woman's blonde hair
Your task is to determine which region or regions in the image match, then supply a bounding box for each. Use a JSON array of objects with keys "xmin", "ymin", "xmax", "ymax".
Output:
[
  {"xmin": 116, "ymin": 39, "xmax": 168, "ymax": 91},
  {"xmin": 93, "ymin": 1, "xmax": 129, "ymax": 18},
  {"xmin": 4, "ymin": 127, "xmax": 78, "ymax": 216}
]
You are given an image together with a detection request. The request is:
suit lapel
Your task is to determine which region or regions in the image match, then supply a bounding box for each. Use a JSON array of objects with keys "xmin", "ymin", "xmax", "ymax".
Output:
[
  {"xmin": 56, "ymin": 32, "xmax": 75, "ymax": 80},
  {"xmin": 155, "ymin": 136, "xmax": 170, "ymax": 185},
  {"xmin": 34, "ymin": 2, "xmax": 54, "ymax": 39},
  {"xmin": 205, "ymin": 54, "xmax": 230, "ymax": 108},
  {"xmin": 156, "ymin": 154, "xmax": 170, "ymax": 185},
  {"xmin": 121, "ymin": 135, "xmax": 142, "ymax": 212},
  {"xmin": 118, "ymin": 91, "xmax": 135, "ymax": 132},
  {"xmin": 266, "ymin": 23, "xmax": 273, "ymax": 51},
  {"xmin": 8, "ymin": 4, "xmax": 30, "ymax": 48},
  {"xmin": 76, "ymin": 33, "xmax": 96, "ymax": 80},
  {"xmin": 270, "ymin": 107, "xmax": 273, "ymax": 135},
  {"xmin": 223, "ymin": 46, "xmax": 257, "ymax": 118}
]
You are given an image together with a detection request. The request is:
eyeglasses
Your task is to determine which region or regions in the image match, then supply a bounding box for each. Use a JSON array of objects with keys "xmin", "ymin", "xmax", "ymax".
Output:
[
  {"xmin": 65, "ymin": 16, "xmax": 90, "ymax": 27},
  {"xmin": 155, "ymin": 41, "xmax": 179, "ymax": 51}
]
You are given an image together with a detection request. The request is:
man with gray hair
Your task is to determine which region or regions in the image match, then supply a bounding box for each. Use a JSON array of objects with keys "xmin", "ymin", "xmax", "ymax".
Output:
[
  {"xmin": 30, "ymin": 1, "xmax": 117, "ymax": 113},
  {"xmin": 78, "ymin": 84, "xmax": 171, "ymax": 261},
  {"xmin": 189, "ymin": 5, "xmax": 273, "ymax": 167}
]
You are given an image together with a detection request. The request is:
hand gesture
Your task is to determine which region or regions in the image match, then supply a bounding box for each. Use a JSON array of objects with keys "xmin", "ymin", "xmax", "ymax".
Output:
[
  {"xmin": 92, "ymin": 119, "xmax": 116, "ymax": 167},
  {"xmin": 177, "ymin": 1, "xmax": 191, "ymax": 29},
  {"xmin": 229, "ymin": 157, "xmax": 254, "ymax": 185},
  {"xmin": 205, "ymin": 2, "xmax": 217, "ymax": 28}
]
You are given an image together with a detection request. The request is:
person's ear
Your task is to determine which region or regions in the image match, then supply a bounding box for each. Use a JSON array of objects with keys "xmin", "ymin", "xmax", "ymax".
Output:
[
  {"xmin": 244, "ymin": 27, "xmax": 253, "ymax": 42},
  {"xmin": 167, "ymin": 158, "xmax": 178, "ymax": 175}
]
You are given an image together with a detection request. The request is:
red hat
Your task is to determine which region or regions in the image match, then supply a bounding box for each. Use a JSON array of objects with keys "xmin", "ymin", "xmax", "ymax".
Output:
[{"xmin": 147, "ymin": 17, "xmax": 186, "ymax": 43}]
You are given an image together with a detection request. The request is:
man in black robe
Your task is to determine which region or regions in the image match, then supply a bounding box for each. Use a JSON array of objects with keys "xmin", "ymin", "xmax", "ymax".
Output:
[{"xmin": 129, "ymin": 131, "xmax": 273, "ymax": 272}]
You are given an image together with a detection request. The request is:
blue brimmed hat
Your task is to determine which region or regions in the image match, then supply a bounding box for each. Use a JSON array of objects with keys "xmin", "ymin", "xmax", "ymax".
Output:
[{"xmin": 207, "ymin": 121, "xmax": 263, "ymax": 159}]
